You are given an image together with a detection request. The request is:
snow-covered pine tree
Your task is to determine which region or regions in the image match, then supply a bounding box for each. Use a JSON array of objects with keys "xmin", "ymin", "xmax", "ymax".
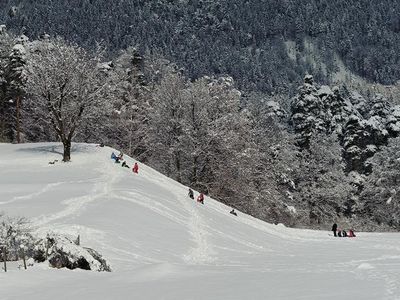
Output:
[
  {"xmin": 364, "ymin": 93, "xmax": 390, "ymax": 150},
  {"xmin": 386, "ymin": 105, "xmax": 400, "ymax": 137},
  {"xmin": 325, "ymin": 86, "xmax": 354, "ymax": 135},
  {"xmin": 360, "ymin": 137, "xmax": 400, "ymax": 229},
  {"xmin": 0, "ymin": 26, "xmax": 14, "ymax": 142},
  {"xmin": 4, "ymin": 40, "xmax": 27, "ymax": 143},
  {"xmin": 342, "ymin": 94, "xmax": 391, "ymax": 174},
  {"xmin": 348, "ymin": 91, "xmax": 369, "ymax": 118},
  {"xmin": 342, "ymin": 114, "xmax": 371, "ymax": 173},
  {"xmin": 290, "ymin": 75, "xmax": 327, "ymax": 149}
]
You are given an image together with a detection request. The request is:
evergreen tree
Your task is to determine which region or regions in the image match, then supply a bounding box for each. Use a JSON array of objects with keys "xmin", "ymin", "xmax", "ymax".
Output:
[
  {"xmin": 290, "ymin": 75, "xmax": 326, "ymax": 148},
  {"xmin": 360, "ymin": 137, "xmax": 400, "ymax": 229},
  {"xmin": 0, "ymin": 27, "xmax": 13, "ymax": 142},
  {"xmin": 4, "ymin": 41, "xmax": 27, "ymax": 143}
]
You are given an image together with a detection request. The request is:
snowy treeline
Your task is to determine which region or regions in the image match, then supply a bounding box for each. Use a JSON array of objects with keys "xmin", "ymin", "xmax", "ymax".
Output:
[
  {"xmin": 1, "ymin": 28, "xmax": 400, "ymax": 230},
  {"xmin": 290, "ymin": 76, "xmax": 400, "ymax": 229}
]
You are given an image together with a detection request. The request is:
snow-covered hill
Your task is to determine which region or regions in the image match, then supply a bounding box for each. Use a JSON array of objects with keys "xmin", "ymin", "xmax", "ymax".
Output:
[{"xmin": 1, "ymin": 143, "xmax": 400, "ymax": 300}]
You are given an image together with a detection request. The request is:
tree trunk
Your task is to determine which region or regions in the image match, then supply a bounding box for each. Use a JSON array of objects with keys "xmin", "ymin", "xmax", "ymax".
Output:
[
  {"xmin": 2, "ymin": 247, "xmax": 6, "ymax": 272},
  {"xmin": 16, "ymin": 96, "xmax": 21, "ymax": 143},
  {"xmin": 192, "ymin": 156, "xmax": 198, "ymax": 185},
  {"xmin": 63, "ymin": 140, "xmax": 71, "ymax": 162},
  {"xmin": 175, "ymin": 152, "xmax": 181, "ymax": 183},
  {"xmin": 0, "ymin": 102, "xmax": 5, "ymax": 142},
  {"xmin": 22, "ymin": 248, "xmax": 26, "ymax": 270},
  {"xmin": 45, "ymin": 238, "xmax": 49, "ymax": 260}
]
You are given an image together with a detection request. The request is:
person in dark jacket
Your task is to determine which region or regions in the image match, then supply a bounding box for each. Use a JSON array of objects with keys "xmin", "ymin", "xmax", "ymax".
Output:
[
  {"xmin": 122, "ymin": 161, "xmax": 130, "ymax": 168},
  {"xmin": 188, "ymin": 188, "xmax": 194, "ymax": 199},
  {"xmin": 332, "ymin": 223, "xmax": 338, "ymax": 237},
  {"xmin": 342, "ymin": 229, "xmax": 347, "ymax": 237},
  {"xmin": 230, "ymin": 209, "xmax": 237, "ymax": 216},
  {"xmin": 338, "ymin": 230, "xmax": 342, "ymax": 237}
]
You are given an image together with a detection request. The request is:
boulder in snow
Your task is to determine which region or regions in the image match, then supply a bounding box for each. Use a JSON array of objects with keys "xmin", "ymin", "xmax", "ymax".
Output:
[{"xmin": 34, "ymin": 234, "xmax": 111, "ymax": 272}]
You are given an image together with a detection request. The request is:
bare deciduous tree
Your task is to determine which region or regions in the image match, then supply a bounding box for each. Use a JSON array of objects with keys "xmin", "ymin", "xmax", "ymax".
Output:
[{"xmin": 25, "ymin": 38, "xmax": 109, "ymax": 162}]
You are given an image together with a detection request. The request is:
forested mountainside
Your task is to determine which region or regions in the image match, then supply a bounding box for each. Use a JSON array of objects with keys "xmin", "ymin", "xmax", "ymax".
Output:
[
  {"xmin": 1, "ymin": 0, "xmax": 400, "ymax": 93},
  {"xmin": 1, "ymin": 1, "xmax": 400, "ymax": 231}
]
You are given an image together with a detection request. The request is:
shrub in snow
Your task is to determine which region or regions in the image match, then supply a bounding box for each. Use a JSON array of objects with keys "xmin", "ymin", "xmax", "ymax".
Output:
[
  {"xmin": 34, "ymin": 234, "xmax": 111, "ymax": 272},
  {"xmin": 0, "ymin": 214, "xmax": 33, "ymax": 262}
]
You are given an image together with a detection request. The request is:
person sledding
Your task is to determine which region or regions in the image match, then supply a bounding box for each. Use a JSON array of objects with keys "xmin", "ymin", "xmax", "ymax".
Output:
[
  {"xmin": 111, "ymin": 151, "xmax": 121, "ymax": 163},
  {"xmin": 197, "ymin": 192, "xmax": 204, "ymax": 204},
  {"xmin": 132, "ymin": 162, "xmax": 139, "ymax": 174},
  {"xmin": 118, "ymin": 152, "xmax": 124, "ymax": 160},
  {"xmin": 188, "ymin": 188, "xmax": 194, "ymax": 199},
  {"xmin": 230, "ymin": 208, "xmax": 237, "ymax": 216},
  {"xmin": 122, "ymin": 161, "xmax": 130, "ymax": 168},
  {"xmin": 348, "ymin": 229, "xmax": 356, "ymax": 237}
]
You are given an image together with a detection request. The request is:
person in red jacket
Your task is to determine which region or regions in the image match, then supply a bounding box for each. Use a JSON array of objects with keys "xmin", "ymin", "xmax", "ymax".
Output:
[
  {"xmin": 133, "ymin": 162, "xmax": 139, "ymax": 174},
  {"xmin": 348, "ymin": 229, "xmax": 356, "ymax": 237},
  {"xmin": 197, "ymin": 193, "xmax": 204, "ymax": 204}
]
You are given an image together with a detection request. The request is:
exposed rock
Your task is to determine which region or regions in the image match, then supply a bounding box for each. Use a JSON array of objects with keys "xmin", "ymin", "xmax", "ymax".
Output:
[{"xmin": 34, "ymin": 234, "xmax": 111, "ymax": 272}]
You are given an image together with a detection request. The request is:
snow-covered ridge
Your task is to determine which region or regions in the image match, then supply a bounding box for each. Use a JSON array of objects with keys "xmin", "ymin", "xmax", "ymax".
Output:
[{"xmin": 1, "ymin": 143, "xmax": 400, "ymax": 299}]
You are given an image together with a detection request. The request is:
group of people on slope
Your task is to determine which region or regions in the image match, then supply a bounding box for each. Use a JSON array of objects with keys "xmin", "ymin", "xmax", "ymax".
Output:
[
  {"xmin": 331, "ymin": 223, "xmax": 356, "ymax": 238},
  {"xmin": 111, "ymin": 151, "xmax": 139, "ymax": 174},
  {"xmin": 188, "ymin": 188, "xmax": 204, "ymax": 204},
  {"xmin": 188, "ymin": 188, "xmax": 238, "ymax": 216}
]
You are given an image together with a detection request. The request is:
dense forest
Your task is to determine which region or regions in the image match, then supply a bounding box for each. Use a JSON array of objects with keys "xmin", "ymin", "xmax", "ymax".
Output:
[
  {"xmin": 1, "ymin": 1, "xmax": 400, "ymax": 231},
  {"xmin": 1, "ymin": 0, "xmax": 400, "ymax": 93}
]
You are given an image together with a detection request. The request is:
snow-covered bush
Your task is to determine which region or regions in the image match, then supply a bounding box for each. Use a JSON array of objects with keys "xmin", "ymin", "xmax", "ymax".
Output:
[{"xmin": 0, "ymin": 213, "xmax": 33, "ymax": 262}]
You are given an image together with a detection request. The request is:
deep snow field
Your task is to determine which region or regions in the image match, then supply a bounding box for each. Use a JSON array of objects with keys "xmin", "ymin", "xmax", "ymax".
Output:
[{"xmin": 1, "ymin": 143, "xmax": 400, "ymax": 300}]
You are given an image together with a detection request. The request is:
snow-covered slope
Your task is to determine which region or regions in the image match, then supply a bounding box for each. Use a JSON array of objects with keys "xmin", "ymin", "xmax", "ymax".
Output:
[{"xmin": 1, "ymin": 143, "xmax": 400, "ymax": 300}]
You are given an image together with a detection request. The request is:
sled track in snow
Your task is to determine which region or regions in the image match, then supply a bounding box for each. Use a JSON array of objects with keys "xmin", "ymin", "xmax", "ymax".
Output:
[
  {"xmin": 0, "ymin": 182, "xmax": 63, "ymax": 205},
  {"xmin": 179, "ymin": 195, "xmax": 215, "ymax": 265},
  {"xmin": 32, "ymin": 152, "xmax": 122, "ymax": 227},
  {"xmin": 145, "ymin": 175, "xmax": 215, "ymax": 264}
]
